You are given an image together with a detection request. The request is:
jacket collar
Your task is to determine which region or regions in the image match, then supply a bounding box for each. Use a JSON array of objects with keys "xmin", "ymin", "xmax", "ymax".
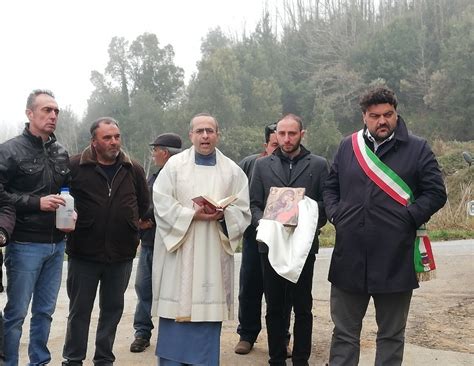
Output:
[
  {"xmin": 79, "ymin": 145, "xmax": 132, "ymax": 166},
  {"xmin": 394, "ymin": 115, "xmax": 409, "ymax": 142},
  {"xmin": 22, "ymin": 123, "xmax": 57, "ymax": 148},
  {"xmin": 274, "ymin": 144, "xmax": 311, "ymax": 162},
  {"xmin": 270, "ymin": 145, "xmax": 312, "ymax": 185}
]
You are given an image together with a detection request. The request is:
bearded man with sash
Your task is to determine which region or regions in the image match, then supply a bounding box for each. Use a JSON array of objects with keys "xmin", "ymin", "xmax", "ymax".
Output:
[{"xmin": 323, "ymin": 86, "xmax": 447, "ymax": 366}]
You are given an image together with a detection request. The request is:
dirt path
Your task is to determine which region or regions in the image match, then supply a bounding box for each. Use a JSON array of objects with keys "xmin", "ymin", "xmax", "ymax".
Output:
[{"xmin": 5, "ymin": 240, "xmax": 474, "ymax": 365}]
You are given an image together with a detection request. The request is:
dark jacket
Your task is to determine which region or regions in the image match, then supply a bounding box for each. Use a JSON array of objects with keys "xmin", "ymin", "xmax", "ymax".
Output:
[
  {"xmin": 323, "ymin": 117, "xmax": 447, "ymax": 294},
  {"xmin": 239, "ymin": 153, "xmax": 262, "ymax": 180},
  {"xmin": 250, "ymin": 146, "xmax": 329, "ymax": 253},
  {"xmin": 139, "ymin": 170, "xmax": 160, "ymax": 246},
  {"xmin": 0, "ymin": 124, "xmax": 69, "ymax": 243},
  {"xmin": 0, "ymin": 203, "xmax": 15, "ymax": 242},
  {"xmin": 66, "ymin": 146, "xmax": 149, "ymax": 263},
  {"xmin": 239, "ymin": 152, "xmax": 265, "ymax": 238}
]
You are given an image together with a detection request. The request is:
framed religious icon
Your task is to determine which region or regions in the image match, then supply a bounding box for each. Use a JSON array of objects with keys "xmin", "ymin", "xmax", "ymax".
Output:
[{"xmin": 262, "ymin": 187, "xmax": 305, "ymax": 226}]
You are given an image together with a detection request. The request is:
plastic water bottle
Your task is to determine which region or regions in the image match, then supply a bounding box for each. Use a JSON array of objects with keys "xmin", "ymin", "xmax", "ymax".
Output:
[{"xmin": 56, "ymin": 187, "xmax": 75, "ymax": 230}]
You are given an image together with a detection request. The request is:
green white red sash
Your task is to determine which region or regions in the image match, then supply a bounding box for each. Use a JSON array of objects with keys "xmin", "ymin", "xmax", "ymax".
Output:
[{"xmin": 352, "ymin": 129, "xmax": 436, "ymax": 281}]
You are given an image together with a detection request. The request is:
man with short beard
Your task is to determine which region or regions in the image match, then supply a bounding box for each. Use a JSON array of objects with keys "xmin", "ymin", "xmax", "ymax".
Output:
[
  {"xmin": 250, "ymin": 114, "xmax": 328, "ymax": 365},
  {"xmin": 62, "ymin": 117, "xmax": 149, "ymax": 366}
]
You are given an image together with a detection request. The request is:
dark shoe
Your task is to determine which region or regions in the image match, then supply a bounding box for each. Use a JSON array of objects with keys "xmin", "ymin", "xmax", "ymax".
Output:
[
  {"xmin": 62, "ymin": 361, "xmax": 83, "ymax": 366},
  {"xmin": 234, "ymin": 340, "xmax": 253, "ymax": 354},
  {"xmin": 286, "ymin": 344, "xmax": 292, "ymax": 358},
  {"xmin": 130, "ymin": 337, "xmax": 150, "ymax": 353}
]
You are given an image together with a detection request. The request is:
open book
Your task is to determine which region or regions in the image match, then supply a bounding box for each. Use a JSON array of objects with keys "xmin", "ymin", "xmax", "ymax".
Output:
[
  {"xmin": 192, "ymin": 195, "xmax": 238, "ymax": 211},
  {"xmin": 262, "ymin": 187, "xmax": 305, "ymax": 226}
]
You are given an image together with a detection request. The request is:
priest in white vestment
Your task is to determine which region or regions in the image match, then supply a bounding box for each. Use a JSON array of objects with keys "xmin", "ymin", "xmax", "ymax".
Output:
[{"xmin": 151, "ymin": 113, "xmax": 251, "ymax": 365}]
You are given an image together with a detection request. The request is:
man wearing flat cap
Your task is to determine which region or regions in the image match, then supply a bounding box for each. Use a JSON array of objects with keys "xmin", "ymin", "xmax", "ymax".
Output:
[{"xmin": 130, "ymin": 133, "xmax": 183, "ymax": 353}]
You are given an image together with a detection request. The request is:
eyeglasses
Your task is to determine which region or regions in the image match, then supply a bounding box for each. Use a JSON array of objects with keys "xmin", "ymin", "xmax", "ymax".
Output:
[{"xmin": 192, "ymin": 128, "xmax": 216, "ymax": 135}]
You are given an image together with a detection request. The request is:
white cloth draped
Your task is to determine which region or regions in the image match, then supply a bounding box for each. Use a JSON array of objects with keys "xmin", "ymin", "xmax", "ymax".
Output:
[
  {"xmin": 151, "ymin": 147, "xmax": 250, "ymax": 322},
  {"xmin": 256, "ymin": 197, "xmax": 319, "ymax": 283}
]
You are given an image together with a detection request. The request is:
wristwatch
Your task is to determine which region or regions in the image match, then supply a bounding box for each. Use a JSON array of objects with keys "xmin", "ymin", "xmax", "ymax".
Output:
[{"xmin": 0, "ymin": 231, "xmax": 7, "ymax": 246}]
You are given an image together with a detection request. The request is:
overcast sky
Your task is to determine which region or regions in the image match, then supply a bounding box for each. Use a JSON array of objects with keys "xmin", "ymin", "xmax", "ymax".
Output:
[{"xmin": 1, "ymin": 0, "xmax": 280, "ymax": 130}]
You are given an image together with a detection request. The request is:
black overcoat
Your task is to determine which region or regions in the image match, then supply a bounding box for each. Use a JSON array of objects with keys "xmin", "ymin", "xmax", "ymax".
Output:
[
  {"xmin": 250, "ymin": 146, "xmax": 329, "ymax": 253},
  {"xmin": 323, "ymin": 117, "xmax": 447, "ymax": 293}
]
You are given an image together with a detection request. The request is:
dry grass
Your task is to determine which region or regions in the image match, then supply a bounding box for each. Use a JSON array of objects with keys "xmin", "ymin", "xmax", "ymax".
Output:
[
  {"xmin": 429, "ymin": 182, "xmax": 474, "ymax": 240},
  {"xmin": 430, "ymin": 183, "xmax": 473, "ymax": 230}
]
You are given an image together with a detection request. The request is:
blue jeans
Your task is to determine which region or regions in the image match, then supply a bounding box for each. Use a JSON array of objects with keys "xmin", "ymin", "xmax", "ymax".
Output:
[
  {"xmin": 133, "ymin": 245, "xmax": 154, "ymax": 340},
  {"xmin": 4, "ymin": 241, "xmax": 65, "ymax": 366}
]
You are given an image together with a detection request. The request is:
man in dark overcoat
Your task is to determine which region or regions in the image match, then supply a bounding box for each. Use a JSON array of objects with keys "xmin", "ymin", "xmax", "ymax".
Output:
[
  {"xmin": 324, "ymin": 86, "xmax": 447, "ymax": 365},
  {"xmin": 250, "ymin": 114, "xmax": 328, "ymax": 365}
]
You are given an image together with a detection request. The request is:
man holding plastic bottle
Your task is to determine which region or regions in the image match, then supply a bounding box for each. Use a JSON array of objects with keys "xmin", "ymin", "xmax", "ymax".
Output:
[{"xmin": 0, "ymin": 89, "xmax": 70, "ymax": 366}]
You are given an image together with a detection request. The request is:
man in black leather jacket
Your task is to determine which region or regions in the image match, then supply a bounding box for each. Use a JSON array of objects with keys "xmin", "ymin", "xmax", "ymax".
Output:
[{"xmin": 0, "ymin": 89, "xmax": 70, "ymax": 366}]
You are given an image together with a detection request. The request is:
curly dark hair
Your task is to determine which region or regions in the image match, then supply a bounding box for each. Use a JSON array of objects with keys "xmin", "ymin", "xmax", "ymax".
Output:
[{"xmin": 359, "ymin": 86, "xmax": 398, "ymax": 113}]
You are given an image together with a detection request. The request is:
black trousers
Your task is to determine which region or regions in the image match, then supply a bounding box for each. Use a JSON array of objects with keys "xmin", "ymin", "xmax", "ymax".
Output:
[
  {"xmin": 237, "ymin": 227, "xmax": 291, "ymax": 345},
  {"xmin": 62, "ymin": 257, "xmax": 133, "ymax": 366},
  {"xmin": 329, "ymin": 285, "xmax": 413, "ymax": 366},
  {"xmin": 237, "ymin": 227, "xmax": 264, "ymax": 343},
  {"xmin": 261, "ymin": 253, "xmax": 315, "ymax": 366}
]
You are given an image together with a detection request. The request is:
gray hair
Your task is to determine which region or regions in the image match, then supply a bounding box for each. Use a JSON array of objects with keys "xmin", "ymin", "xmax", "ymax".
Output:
[
  {"xmin": 26, "ymin": 89, "xmax": 55, "ymax": 110},
  {"xmin": 189, "ymin": 113, "xmax": 219, "ymax": 132},
  {"xmin": 90, "ymin": 117, "xmax": 120, "ymax": 138}
]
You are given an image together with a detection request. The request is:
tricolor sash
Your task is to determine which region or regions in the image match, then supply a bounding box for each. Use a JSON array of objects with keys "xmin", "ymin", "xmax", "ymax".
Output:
[{"xmin": 352, "ymin": 129, "xmax": 436, "ymax": 281}]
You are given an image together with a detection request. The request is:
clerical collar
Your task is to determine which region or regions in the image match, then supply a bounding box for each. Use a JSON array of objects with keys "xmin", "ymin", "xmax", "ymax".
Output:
[
  {"xmin": 365, "ymin": 129, "xmax": 394, "ymax": 152},
  {"xmin": 195, "ymin": 150, "xmax": 217, "ymax": 166}
]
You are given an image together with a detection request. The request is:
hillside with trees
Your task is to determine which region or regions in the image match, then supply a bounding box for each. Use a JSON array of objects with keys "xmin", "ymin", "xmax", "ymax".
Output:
[
  {"xmin": 50, "ymin": 0, "xmax": 472, "ymax": 236},
  {"xmin": 56, "ymin": 0, "xmax": 472, "ymax": 161}
]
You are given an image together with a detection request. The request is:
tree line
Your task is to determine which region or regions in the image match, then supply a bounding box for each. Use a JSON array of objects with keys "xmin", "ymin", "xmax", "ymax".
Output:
[{"xmin": 55, "ymin": 0, "xmax": 473, "ymax": 170}]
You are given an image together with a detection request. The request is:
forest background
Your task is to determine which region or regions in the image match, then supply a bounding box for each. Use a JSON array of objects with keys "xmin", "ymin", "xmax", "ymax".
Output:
[{"xmin": 4, "ymin": 0, "xmax": 474, "ymax": 240}]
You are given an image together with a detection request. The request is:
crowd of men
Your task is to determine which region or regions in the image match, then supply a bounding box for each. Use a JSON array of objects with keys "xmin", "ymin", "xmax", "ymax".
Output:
[{"xmin": 0, "ymin": 86, "xmax": 446, "ymax": 366}]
